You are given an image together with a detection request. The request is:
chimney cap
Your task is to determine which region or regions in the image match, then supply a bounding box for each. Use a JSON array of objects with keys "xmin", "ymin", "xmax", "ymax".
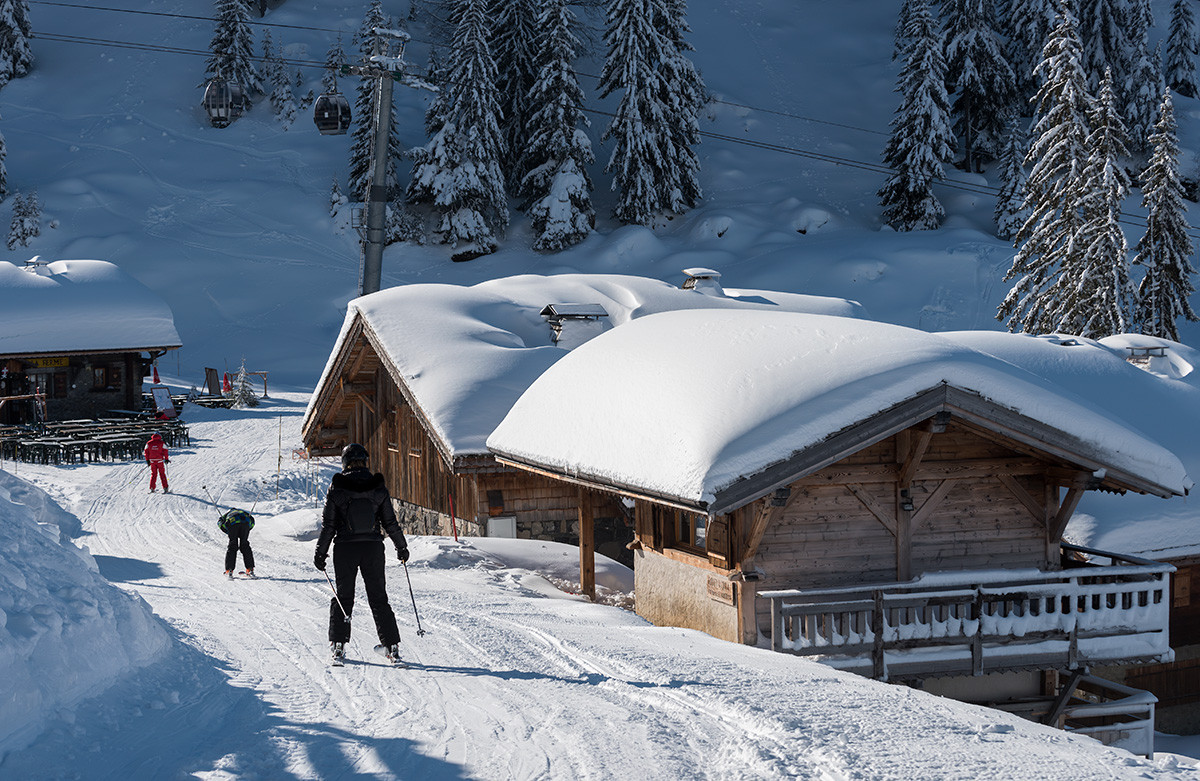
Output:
[{"xmin": 540, "ymin": 303, "xmax": 609, "ymax": 320}]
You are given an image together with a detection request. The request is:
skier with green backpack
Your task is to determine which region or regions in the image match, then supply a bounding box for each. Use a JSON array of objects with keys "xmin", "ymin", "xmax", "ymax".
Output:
[
  {"xmin": 218, "ymin": 507, "xmax": 256, "ymax": 578},
  {"xmin": 314, "ymin": 443, "xmax": 410, "ymax": 666}
]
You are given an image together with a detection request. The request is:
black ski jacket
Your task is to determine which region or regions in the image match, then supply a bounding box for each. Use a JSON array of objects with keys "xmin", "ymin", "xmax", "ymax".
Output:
[{"xmin": 316, "ymin": 469, "xmax": 407, "ymax": 557}]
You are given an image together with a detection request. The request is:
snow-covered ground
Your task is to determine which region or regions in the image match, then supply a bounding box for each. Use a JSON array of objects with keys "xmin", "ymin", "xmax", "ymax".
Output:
[{"xmin": 3, "ymin": 395, "xmax": 1200, "ymax": 779}]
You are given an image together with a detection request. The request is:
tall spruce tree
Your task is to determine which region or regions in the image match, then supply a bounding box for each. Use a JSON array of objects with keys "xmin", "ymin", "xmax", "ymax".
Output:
[
  {"xmin": 1134, "ymin": 91, "xmax": 1198, "ymax": 340},
  {"xmin": 1071, "ymin": 69, "xmax": 1134, "ymax": 337},
  {"xmin": 262, "ymin": 31, "xmax": 297, "ymax": 126},
  {"xmin": 407, "ymin": 0, "xmax": 508, "ymax": 258},
  {"xmin": 994, "ymin": 115, "xmax": 1031, "ymax": 239},
  {"xmin": 0, "ymin": 0, "xmax": 32, "ymax": 88},
  {"xmin": 489, "ymin": 0, "xmax": 538, "ymax": 190},
  {"xmin": 598, "ymin": 0, "xmax": 673, "ymax": 225},
  {"xmin": 205, "ymin": 0, "xmax": 262, "ymax": 96},
  {"xmin": 878, "ymin": 0, "xmax": 954, "ymax": 231},
  {"xmin": 323, "ymin": 35, "xmax": 347, "ymax": 94},
  {"xmin": 1166, "ymin": 0, "xmax": 1199, "ymax": 99},
  {"xmin": 520, "ymin": 0, "xmax": 595, "ymax": 251},
  {"xmin": 999, "ymin": 0, "xmax": 1094, "ymax": 333},
  {"xmin": 348, "ymin": 1, "xmax": 404, "ymax": 203},
  {"xmin": 942, "ymin": 0, "xmax": 1017, "ymax": 170},
  {"xmin": 1125, "ymin": 40, "xmax": 1163, "ymax": 154},
  {"xmin": 1077, "ymin": 0, "xmax": 1133, "ymax": 93},
  {"xmin": 1006, "ymin": 0, "xmax": 1057, "ymax": 105},
  {"xmin": 651, "ymin": 0, "xmax": 704, "ymax": 212}
]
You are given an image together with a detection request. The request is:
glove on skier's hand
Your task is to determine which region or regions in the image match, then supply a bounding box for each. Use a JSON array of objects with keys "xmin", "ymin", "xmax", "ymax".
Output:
[
  {"xmin": 397, "ymin": 547, "xmax": 410, "ymax": 563},
  {"xmin": 314, "ymin": 552, "xmax": 327, "ymax": 571}
]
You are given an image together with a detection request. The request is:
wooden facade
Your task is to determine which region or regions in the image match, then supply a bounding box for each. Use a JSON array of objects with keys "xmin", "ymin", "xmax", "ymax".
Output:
[
  {"xmin": 302, "ymin": 315, "xmax": 631, "ymax": 558},
  {"xmin": 1, "ymin": 350, "xmax": 162, "ymax": 424}
]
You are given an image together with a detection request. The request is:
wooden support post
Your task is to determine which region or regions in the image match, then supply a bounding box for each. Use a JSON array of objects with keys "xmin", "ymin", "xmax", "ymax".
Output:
[{"xmin": 578, "ymin": 488, "xmax": 596, "ymax": 601}]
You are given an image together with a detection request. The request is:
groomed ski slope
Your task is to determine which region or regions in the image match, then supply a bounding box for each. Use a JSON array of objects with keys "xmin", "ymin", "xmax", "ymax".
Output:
[{"xmin": 3, "ymin": 394, "xmax": 1197, "ymax": 780}]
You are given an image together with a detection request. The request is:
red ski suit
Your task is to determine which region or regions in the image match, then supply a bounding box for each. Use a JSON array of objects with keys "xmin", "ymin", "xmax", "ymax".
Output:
[{"xmin": 144, "ymin": 434, "xmax": 169, "ymax": 491}]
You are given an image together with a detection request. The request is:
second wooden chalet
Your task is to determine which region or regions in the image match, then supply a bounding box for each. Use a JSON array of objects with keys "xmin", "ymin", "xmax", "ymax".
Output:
[
  {"xmin": 487, "ymin": 309, "xmax": 1193, "ymax": 755},
  {"xmin": 301, "ymin": 272, "xmax": 864, "ymax": 559},
  {"xmin": 0, "ymin": 258, "xmax": 182, "ymax": 423}
]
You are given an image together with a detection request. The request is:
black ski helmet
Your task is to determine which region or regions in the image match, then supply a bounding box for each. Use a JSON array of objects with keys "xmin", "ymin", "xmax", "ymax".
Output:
[{"xmin": 341, "ymin": 442, "xmax": 369, "ymax": 471}]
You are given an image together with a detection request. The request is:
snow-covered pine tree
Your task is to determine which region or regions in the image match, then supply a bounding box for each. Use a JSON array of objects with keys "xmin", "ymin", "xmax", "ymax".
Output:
[
  {"xmin": 877, "ymin": 0, "xmax": 954, "ymax": 231},
  {"xmin": 1166, "ymin": 0, "xmax": 1199, "ymax": 99},
  {"xmin": 489, "ymin": 0, "xmax": 537, "ymax": 190},
  {"xmin": 998, "ymin": 0, "xmax": 1094, "ymax": 333},
  {"xmin": 406, "ymin": 0, "xmax": 508, "ymax": 258},
  {"xmin": 0, "ymin": 0, "xmax": 32, "ymax": 88},
  {"xmin": 519, "ymin": 0, "xmax": 595, "ymax": 251},
  {"xmin": 598, "ymin": 0, "xmax": 685, "ymax": 225},
  {"xmin": 205, "ymin": 0, "xmax": 262, "ymax": 97},
  {"xmin": 5, "ymin": 191, "xmax": 23, "ymax": 250},
  {"xmin": 1006, "ymin": 0, "xmax": 1057, "ymax": 105},
  {"xmin": 942, "ymin": 0, "xmax": 1017, "ymax": 171},
  {"xmin": 230, "ymin": 359, "xmax": 260, "ymax": 408},
  {"xmin": 1077, "ymin": 0, "xmax": 1133, "ymax": 94},
  {"xmin": 347, "ymin": 1, "xmax": 404, "ymax": 203},
  {"xmin": 0, "ymin": 122, "xmax": 7, "ymax": 200},
  {"xmin": 323, "ymin": 35, "xmax": 347, "ymax": 95},
  {"xmin": 651, "ymin": 0, "xmax": 704, "ymax": 213},
  {"xmin": 895, "ymin": 0, "xmax": 922, "ymax": 60},
  {"xmin": 1134, "ymin": 90, "xmax": 1198, "ymax": 340},
  {"xmin": 994, "ymin": 114, "xmax": 1031, "ymax": 239},
  {"xmin": 1125, "ymin": 40, "xmax": 1163, "ymax": 154},
  {"xmin": 1070, "ymin": 68, "xmax": 1134, "ymax": 338},
  {"xmin": 261, "ymin": 31, "xmax": 297, "ymax": 127},
  {"xmin": 6, "ymin": 188, "xmax": 37, "ymax": 250}
]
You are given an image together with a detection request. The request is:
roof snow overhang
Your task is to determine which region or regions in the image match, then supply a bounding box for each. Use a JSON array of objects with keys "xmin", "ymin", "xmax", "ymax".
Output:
[{"xmin": 493, "ymin": 383, "xmax": 1186, "ymax": 517}]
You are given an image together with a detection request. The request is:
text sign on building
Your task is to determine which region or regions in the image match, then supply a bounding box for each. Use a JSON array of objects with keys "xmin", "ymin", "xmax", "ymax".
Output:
[
  {"xmin": 707, "ymin": 575, "xmax": 735, "ymax": 605},
  {"xmin": 28, "ymin": 357, "xmax": 69, "ymax": 368}
]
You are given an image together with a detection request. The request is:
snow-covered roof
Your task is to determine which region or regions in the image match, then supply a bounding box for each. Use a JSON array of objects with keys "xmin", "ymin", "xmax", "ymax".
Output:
[
  {"xmin": 0, "ymin": 259, "xmax": 182, "ymax": 357},
  {"xmin": 303, "ymin": 273, "xmax": 865, "ymax": 458},
  {"xmin": 487, "ymin": 310, "xmax": 1191, "ymax": 512}
]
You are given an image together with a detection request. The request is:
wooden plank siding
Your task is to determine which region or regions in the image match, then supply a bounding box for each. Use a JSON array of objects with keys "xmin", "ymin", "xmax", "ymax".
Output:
[{"xmin": 737, "ymin": 424, "xmax": 1060, "ymax": 637}]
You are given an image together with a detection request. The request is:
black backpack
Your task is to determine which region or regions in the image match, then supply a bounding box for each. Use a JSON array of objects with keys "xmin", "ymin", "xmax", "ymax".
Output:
[
  {"xmin": 218, "ymin": 508, "xmax": 255, "ymax": 533},
  {"xmin": 345, "ymin": 495, "xmax": 377, "ymax": 535}
]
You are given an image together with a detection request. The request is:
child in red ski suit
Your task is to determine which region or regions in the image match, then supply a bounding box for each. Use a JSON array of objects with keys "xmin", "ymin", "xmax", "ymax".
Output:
[{"xmin": 144, "ymin": 432, "xmax": 170, "ymax": 493}]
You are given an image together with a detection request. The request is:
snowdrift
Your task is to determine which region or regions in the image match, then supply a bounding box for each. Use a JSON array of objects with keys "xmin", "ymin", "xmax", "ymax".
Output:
[{"xmin": 0, "ymin": 470, "xmax": 171, "ymax": 760}]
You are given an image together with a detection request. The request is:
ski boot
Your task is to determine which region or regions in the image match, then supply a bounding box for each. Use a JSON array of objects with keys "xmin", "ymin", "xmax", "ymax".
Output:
[
  {"xmin": 224, "ymin": 570, "xmax": 234, "ymax": 579},
  {"xmin": 330, "ymin": 642, "xmax": 346, "ymax": 667},
  {"xmin": 374, "ymin": 643, "xmax": 404, "ymax": 666}
]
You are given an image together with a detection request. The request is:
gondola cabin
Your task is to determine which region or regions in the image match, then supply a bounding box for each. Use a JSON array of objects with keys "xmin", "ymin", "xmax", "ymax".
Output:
[
  {"xmin": 313, "ymin": 92, "xmax": 352, "ymax": 135},
  {"xmin": 202, "ymin": 79, "xmax": 248, "ymax": 128}
]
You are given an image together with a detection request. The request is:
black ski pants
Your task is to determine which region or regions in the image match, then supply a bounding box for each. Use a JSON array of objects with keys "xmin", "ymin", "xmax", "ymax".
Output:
[
  {"xmin": 329, "ymin": 540, "xmax": 400, "ymax": 646},
  {"xmin": 224, "ymin": 522, "xmax": 255, "ymax": 572}
]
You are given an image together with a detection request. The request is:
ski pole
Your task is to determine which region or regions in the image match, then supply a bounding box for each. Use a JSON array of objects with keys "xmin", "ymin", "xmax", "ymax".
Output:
[
  {"xmin": 128, "ymin": 462, "xmax": 150, "ymax": 486},
  {"xmin": 401, "ymin": 560, "xmax": 426, "ymax": 636},
  {"xmin": 323, "ymin": 568, "xmax": 350, "ymax": 624},
  {"xmin": 200, "ymin": 484, "xmax": 223, "ymax": 511}
]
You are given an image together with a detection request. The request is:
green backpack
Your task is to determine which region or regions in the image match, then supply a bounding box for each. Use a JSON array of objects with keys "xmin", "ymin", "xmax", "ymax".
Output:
[{"xmin": 218, "ymin": 508, "xmax": 255, "ymax": 533}]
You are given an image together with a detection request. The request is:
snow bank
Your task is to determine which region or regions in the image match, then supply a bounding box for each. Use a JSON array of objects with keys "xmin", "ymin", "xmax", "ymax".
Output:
[{"xmin": 0, "ymin": 470, "xmax": 171, "ymax": 760}]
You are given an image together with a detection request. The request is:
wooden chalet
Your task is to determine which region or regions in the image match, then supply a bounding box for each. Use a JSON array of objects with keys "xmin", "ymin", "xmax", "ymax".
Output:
[
  {"xmin": 0, "ymin": 259, "xmax": 181, "ymax": 424},
  {"xmin": 488, "ymin": 310, "xmax": 1192, "ymax": 755},
  {"xmin": 301, "ymin": 273, "xmax": 864, "ymax": 559},
  {"xmin": 301, "ymin": 308, "xmax": 629, "ymax": 550}
]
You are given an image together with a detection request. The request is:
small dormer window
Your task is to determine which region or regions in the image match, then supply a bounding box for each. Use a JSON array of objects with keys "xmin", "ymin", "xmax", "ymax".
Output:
[
  {"xmin": 540, "ymin": 303, "xmax": 609, "ymax": 350},
  {"xmin": 681, "ymin": 267, "xmax": 724, "ymax": 297}
]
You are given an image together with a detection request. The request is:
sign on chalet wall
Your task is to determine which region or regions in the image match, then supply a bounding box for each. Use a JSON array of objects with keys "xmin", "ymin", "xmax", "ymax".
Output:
[{"xmin": 707, "ymin": 576, "xmax": 735, "ymax": 606}]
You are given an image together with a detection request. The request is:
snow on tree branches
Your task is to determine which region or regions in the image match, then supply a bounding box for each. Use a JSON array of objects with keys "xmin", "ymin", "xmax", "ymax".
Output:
[
  {"xmin": 519, "ymin": 0, "xmax": 595, "ymax": 251},
  {"xmin": 1134, "ymin": 91, "xmax": 1199, "ymax": 340},
  {"xmin": 878, "ymin": 0, "xmax": 954, "ymax": 231},
  {"xmin": 407, "ymin": 0, "xmax": 508, "ymax": 260},
  {"xmin": 205, "ymin": 0, "xmax": 262, "ymax": 97},
  {"xmin": 0, "ymin": 0, "xmax": 32, "ymax": 88},
  {"xmin": 1166, "ymin": 0, "xmax": 1200, "ymax": 99}
]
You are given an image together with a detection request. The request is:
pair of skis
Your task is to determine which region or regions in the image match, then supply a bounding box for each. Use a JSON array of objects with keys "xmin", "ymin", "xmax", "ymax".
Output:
[
  {"xmin": 329, "ymin": 644, "xmax": 406, "ymax": 668},
  {"xmin": 225, "ymin": 570, "xmax": 257, "ymax": 579}
]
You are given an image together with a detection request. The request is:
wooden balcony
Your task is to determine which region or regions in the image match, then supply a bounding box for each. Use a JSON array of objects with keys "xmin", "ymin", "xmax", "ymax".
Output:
[{"xmin": 759, "ymin": 544, "xmax": 1173, "ymax": 681}]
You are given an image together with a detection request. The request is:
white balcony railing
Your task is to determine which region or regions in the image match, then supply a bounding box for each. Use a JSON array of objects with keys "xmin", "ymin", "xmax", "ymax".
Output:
[{"xmin": 759, "ymin": 544, "xmax": 1173, "ymax": 681}]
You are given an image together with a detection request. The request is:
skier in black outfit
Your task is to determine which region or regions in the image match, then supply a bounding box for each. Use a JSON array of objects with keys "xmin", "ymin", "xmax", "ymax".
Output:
[{"xmin": 314, "ymin": 443, "xmax": 410, "ymax": 665}]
